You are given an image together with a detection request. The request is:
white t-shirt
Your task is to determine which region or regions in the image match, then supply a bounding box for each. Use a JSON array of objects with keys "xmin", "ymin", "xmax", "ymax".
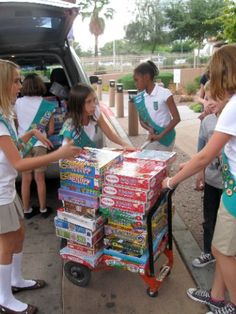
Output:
[
  {"xmin": 14, "ymin": 96, "xmax": 45, "ymax": 147},
  {"xmin": 144, "ymin": 84, "xmax": 172, "ymax": 127},
  {"xmin": 0, "ymin": 118, "xmax": 17, "ymax": 205},
  {"xmin": 215, "ymin": 94, "xmax": 236, "ymax": 178}
]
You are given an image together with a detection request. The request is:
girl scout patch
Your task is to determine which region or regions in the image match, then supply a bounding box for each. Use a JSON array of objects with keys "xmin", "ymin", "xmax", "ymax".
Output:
[{"xmin": 153, "ymin": 101, "xmax": 158, "ymax": 110}]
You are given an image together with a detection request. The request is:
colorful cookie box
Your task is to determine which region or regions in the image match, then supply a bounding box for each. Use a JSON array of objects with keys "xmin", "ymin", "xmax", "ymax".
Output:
[
  {"xmin": 100, "ymin": 191, "xmax": 161, "ymax": 214},
  {"xmin": 58, "ymin": 188, "xmax": 99, "ymax": 209},
  {"xmin": 60, "ymin": 183, "xmax": 101, "ymax": 197},
  {"xmin": 102, "ymin": 183, "xmax": 161, "ymax": 202},
  {"xmin": 60, "ymin": 246, "xmax": 103, "ymax": 268},
  {"xmin": 59, "ymin": 148, "xmax": 123, "ymax": 178},
  {"xmin": 60, "ymin": 171, "xmax": 101, "ymax": 190},
  {"xmin": 67, "ymin": 240, "xmax": 104, "ymax": 256},
  {"xmin": 57, "ymin": 208, "xmax": 105, "ymax": 231},
  {"xmin": 104, "ymin": 160, "xmax": 166, "ymax": 190},
  {"xmin": 64, "ymin": 201, "xmax": 98, "ymax": 218},
  {"xmin": 102, "ymin": 254, "xmax": 146, "ymax": 274},
  {"xmin": 103, "ymin": 227, "xmax": 167, "ymax": 264},
  {"xmin": 55, "ymin": 222, "xmax": 104, "ymax": 247},
  {"xmin": 124, "ymin": 150, "xmax": 177, "ymax": 167}
]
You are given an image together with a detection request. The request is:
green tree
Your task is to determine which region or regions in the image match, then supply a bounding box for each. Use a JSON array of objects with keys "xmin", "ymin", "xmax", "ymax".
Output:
[
  {"xmin": 165, "ymin": 0, "xmax": 226, "ymax": 49},
  {"xmin": 217, "ymin": 0, "xmax": 236, "ymax": 42},
  {"xmin": 125, "ymin": 0, "xmax": 169, "ymax": 53},
  {"xmin": 79, "ymin": 0, "xmax": 114, "ymax": 56}
]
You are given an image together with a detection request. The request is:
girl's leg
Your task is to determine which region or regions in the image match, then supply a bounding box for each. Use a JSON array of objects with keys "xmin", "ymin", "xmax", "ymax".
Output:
[
  {"xmin": 11, "ymin": 221, "xmax": 35, "ymax": 289},
  {"xmin": 34, "ymin": 171, "xmax": 46, "ymax": 211},
  {"xmin": 21, "ymin": 172, "xmax": 33, "ymax": 213},
  {"xmin": 212, "ymin": 246, "xmax": 236, "ymax": 305},
  {"xmin": 210, "ymin": 259, "xmax": 226, "ymax": 300},
  {"xmin": 0, "ymin": 225, "xmax": 28, "ymax": 311}
]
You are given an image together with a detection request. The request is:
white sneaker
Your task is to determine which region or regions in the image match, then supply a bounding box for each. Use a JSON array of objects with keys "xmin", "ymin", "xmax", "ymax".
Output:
[{"xmin": 192, "ymin": 252, "xmax": 215, "ymax": 268}]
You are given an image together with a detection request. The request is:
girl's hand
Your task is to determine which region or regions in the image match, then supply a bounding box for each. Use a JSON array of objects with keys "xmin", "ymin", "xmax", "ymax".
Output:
[
  {"xmin": 148, "ymin": 133, "xmax": 161, "ymax": 142},
  {"xmin": 195, "ymin": 171, "xmax": 205, "ymax": 191},
  {"xmin": 33, "ymin": 129, "xmax": 54, "ymax": 150},
  {"xmin": 122, "ymin": 143, "xmax": 136, "ymax": 151},
  {"xmin": 56, "ymin": 141, "xmax": 84, "ymax": 159}
]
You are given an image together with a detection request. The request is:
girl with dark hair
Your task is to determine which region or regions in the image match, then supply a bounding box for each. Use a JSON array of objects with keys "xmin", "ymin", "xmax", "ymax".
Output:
[
  {"xmin": 60, "ymin": 83, "xmax": 132, "ymax": 149},
  {"xmin": 133, "ymin": 60, "xmax": 180, "ymax": 151}
]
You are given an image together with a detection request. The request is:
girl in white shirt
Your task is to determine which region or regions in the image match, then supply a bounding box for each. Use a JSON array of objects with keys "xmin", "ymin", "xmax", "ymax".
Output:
[
  {"xmin": 0, "ymin": 59, "xmax": 81, "ymax": 314},
  {"xmin": 60, "ymin": 83, "xmax": 133, "ymax": 149},
  {"xmin": 133, "ymin": 60, "xmax": 180, "ymax": 151}
]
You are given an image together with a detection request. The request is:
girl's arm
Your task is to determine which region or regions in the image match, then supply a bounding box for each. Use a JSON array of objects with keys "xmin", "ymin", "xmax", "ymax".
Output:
[
  {"xmin": 47, "ymin": 115, "xmax": 55, "ymax": 136},
  {"xmin": 162, "ymin": 131, "xmax": 231, "ymax": 189},
  {"xmin": 0, "ymin": 136, "xmax": 81, "ymax": 172},
  {"xmin": 20, "ymin": 129, "xmax": 53, "ymax": 150},
  {"xmin": 97, "ymin": 113, "xmax": 134, "ymax": 149},
  {"xmin": 149, "ymin": 95, "xmax": 180, "ymax": 141}
]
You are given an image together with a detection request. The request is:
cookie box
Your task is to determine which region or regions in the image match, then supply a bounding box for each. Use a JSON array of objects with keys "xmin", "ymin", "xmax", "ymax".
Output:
[
  {"xmin": 67, "ymin": 240, "xmax": 104, "ymax": 256},
  {"xmin": 104, "ymin": 160, "xmax": 166, "ymax": 190},
  {"xmin": 64, "ymin": 201, "xmax": 98, "ymax": 218},
  {"xmin": 60, "ymin": 171, "xmax": 101, "ymax": 190},
  {"xmin": 58, "ymin": 188, "xmax": 99, "ymax": 209},
  {"xmin": 124, "ymin": 150, "xmax": 176, "ymax": 167}
]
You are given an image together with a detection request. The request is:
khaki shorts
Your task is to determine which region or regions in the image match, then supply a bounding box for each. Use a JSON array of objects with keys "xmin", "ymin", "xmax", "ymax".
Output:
[
  {"xmin": 0, "ymin": 194, "xmax": 24, "ymax": 234},
  {"xmin": 212, "ymin": 201, "xmax": 236, "ymax": 256},
  {"xmin": 24, "ymin": 146, "xmax": 47, "ymax": 173}
]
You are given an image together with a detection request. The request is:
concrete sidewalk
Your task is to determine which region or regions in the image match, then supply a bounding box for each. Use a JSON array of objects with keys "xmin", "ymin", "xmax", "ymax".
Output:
[{"xmin": 20, "ymin": 94, "xmax": 213, "ymax": 314}]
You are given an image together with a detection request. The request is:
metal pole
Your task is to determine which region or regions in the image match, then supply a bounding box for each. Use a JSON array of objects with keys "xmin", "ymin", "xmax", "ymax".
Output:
[
  {"xmin": 97, "ymin": 77, "xmax": 102, "ymax": 101},
  {"xmin": 116, "ymin": 83, "xmax": 124, "ymax": 118},
  {"xmin": 128, "ymin": 89, "xmax": 138, "ymax": 136},
  {"xmin": 109, "ymin": 80, "xmax": 116, "ymax": 107}
]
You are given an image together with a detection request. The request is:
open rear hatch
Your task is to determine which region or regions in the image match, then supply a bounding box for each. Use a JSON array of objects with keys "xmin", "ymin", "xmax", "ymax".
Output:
[{"xmin": 0, "ymin": 0, "xmax": 79, "ymax": 53}]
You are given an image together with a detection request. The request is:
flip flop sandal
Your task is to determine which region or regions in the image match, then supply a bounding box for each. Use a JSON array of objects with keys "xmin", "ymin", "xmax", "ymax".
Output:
[
  {"xmin": 12, "ymin": 279, "xmax": 46, "ymax": 294},
  {"xmin": 0, "ymin": 304, "xmax": 37, "ymax": 314}
]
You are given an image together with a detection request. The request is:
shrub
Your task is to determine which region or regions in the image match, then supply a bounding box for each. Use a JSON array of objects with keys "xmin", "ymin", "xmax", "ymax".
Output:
[
  {"xmin": 117, "ymin": 72, "xmax": 173, "ymax": 90},
  {"xmin": 190, "ymin": 102, "xmax": 203, "ymax": 113},
  {"xmin": 185, "ymin": 81, "xmax": 198, "ymax": 95}
]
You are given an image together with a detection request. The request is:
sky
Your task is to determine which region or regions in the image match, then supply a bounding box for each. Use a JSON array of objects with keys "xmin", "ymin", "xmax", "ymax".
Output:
[{"xmin": 73, "ymin": 0, "xmax": 136, "ymax": 51}]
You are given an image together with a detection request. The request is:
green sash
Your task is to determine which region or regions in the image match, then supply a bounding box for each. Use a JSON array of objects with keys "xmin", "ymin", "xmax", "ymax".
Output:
[
  {"xmin": 60, "ymin": 118, "xmax": 96, "ymax": 148},
  {"xmin": 133, "ymin": 91, "xmax": 175, "ymax": 147},
  {"xmin": 222, "ymin": 151, "xmax": 236, "ymax": 218},
  {"xmin": 0, "ymin": 115, "xmax": 19, "ymax": 148},
  {"xmin": 21, "ymin": 99, "xmax": 55, "ymax": 157}
]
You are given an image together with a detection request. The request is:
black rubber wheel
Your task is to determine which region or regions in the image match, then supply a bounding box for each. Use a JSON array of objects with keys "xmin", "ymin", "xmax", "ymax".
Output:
[
  {"xmin": 60, "ymin": 238, "xmax": 67, "ymax": 249},
  {"xmin": 64, "ymin": 261, "xmax": 91, "ymax": 287},
  {"xmin": 147, "ymin": 288, "xmax": 159, "ymax": 297}
]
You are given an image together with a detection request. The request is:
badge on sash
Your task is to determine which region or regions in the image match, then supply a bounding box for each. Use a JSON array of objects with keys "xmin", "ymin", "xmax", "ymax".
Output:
[{"xmin": 153, "ymin": 101, "xmax": 159, "ymax": 110}]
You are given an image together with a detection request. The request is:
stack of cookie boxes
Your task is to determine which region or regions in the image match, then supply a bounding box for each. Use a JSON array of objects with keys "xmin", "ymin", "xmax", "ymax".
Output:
[
  {"xmin": 54, "ymin": 148, "xmax": 123, "ymax": 268},
  {"xmin": 100, "ymin": 150, "xmax": 176, "ymax": 273}
]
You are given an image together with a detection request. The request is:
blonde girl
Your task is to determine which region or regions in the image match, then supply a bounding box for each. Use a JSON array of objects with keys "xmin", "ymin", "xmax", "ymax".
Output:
[
  {"xmin": 162, "ymin": 45, "xmax": 236, "ymax": 314},
  {"xmin": 0, "ymin": 59, "xmax": 81, "ymax": 314}
]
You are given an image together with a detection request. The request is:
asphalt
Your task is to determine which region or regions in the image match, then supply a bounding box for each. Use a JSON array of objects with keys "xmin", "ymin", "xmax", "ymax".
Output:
[{"xmin": 20, "ymin": 92, "xmax": 214, "ymax": 314}]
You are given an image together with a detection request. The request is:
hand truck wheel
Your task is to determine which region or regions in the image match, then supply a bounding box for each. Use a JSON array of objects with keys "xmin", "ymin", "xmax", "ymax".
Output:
[
  {"xmin": 64, "ymin": 261, "xmax": 91, "ymax": 287},
  {"xmin": 147, "ymin": 288, "xmax": 159, "ymax": 297}
]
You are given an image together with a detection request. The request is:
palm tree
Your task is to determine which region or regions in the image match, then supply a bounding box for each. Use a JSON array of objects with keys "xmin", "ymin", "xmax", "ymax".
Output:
[{"xmin": 80, "ymin": 0, "xmax": 114, "ymax": 56}]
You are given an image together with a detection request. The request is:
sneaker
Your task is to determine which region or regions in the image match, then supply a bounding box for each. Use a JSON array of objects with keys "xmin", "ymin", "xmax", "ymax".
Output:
[
  {"xmin": 40, "ymin": 207, "xmax": 52, "ymax": 218},
  {"xmin": 192, "ymin": 252, "xmax": 216, "ymax": 267},
  {"xmin": 207, "ymin": 302, "xmax": 236, "ymax": 314},
  {"xmin": 24, "ymin": 207, "xmax": 39, "ymax": 219},
  {"xmin": 187, "ymin": 288, "xmax": 225, "ymax": 309}
]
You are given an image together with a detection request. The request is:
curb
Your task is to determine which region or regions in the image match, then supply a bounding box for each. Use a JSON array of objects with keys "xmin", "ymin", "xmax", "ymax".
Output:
[{"xmin": 101, "ymin": 102, "xmax": 214, "ymax": 290}]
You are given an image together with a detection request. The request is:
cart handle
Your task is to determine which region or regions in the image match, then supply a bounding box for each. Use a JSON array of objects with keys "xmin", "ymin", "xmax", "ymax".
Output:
[{"xmin": 146, "ymin": 187, "xmax": 177, "ymax": 276}]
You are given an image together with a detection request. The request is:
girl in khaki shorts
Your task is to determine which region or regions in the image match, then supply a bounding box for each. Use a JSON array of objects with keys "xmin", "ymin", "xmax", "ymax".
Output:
[
  {"xmin": 162, "ymin": 45, "xmax": 236, "ymax": 314},
  {"xmin": 0, "ymin": 60, "xmax": 81, "ymax": 314}
]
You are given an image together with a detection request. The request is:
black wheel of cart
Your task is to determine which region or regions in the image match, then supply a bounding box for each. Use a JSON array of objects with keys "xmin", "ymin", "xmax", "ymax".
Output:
[
  {"xmin": 60, "ymin": 238, "xmax": 67, "ymax": 249},
  {"xmin": 147, "ymin": 288, "xmax": 159, "ymax": 297},
  {"xmin": 64, "ymin": 261, "xmax": 91, "ymax": 287}
]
